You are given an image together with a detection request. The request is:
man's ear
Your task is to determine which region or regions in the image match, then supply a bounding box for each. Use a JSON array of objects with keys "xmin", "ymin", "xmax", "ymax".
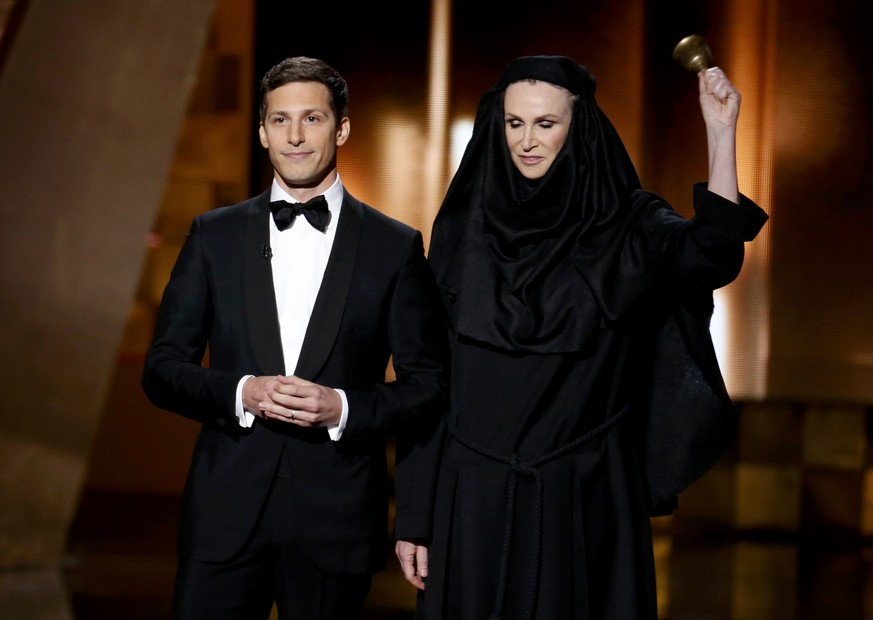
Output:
[{"xmin": 336, "ymin": 117, "xmax": 350, "ymax": 146}]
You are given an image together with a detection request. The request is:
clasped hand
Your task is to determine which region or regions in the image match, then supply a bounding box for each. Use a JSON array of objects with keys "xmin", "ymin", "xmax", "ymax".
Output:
[{"xmin": 244, "ymin": 374, "xmax": 342, "ymax": 427}]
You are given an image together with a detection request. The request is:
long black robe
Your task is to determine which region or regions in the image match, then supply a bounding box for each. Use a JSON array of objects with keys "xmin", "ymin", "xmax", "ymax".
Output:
[{"xmin": 397, "ymin": 186, "xmax": 768, "ymax": 619}]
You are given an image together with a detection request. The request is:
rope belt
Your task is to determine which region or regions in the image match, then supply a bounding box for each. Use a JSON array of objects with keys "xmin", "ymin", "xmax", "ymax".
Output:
[{"xmin": 449, "ymin": 403, "xmax": 632, "ymax": 620}]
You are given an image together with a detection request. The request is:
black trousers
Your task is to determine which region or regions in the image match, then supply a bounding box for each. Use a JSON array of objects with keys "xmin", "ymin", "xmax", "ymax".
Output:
[{"xmin": 172, "ymin": 477, "xmax": 372, "ymax": 620}]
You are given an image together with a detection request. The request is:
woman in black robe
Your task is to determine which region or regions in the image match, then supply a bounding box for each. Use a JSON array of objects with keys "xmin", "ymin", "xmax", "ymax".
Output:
[{"xmin": 393, "ymin": 55, "xmax": 769, "ymax": 619}]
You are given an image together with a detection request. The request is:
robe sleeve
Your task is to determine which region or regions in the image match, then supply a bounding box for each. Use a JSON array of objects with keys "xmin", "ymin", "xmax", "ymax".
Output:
[{"xmin": 641, "ymin": 183, "xmax": 767, "ymax": 514}]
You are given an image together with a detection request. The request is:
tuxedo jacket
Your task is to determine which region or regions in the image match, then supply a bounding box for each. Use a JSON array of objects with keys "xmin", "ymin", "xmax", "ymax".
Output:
[{"xmin": 142, "ymin": 188, "xmax": 449, "ymax": 574}]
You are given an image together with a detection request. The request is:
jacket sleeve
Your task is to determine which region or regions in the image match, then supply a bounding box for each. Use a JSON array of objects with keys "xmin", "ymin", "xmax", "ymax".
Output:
[{"xmin": 140, "ymin": 215, "xmax": 241, "ymax": 424}]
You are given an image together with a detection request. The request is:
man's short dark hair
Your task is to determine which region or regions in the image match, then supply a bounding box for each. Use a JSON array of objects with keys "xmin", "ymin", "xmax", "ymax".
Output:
[{"xmin": 259, "ymin": 56, "xmax": 349, "ymax": 125}]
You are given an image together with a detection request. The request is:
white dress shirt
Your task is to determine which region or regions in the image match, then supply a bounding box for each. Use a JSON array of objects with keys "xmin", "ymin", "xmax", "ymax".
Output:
[{"xmin": 234, "ymin": 176, "xmax": 349, "ymax": 439}]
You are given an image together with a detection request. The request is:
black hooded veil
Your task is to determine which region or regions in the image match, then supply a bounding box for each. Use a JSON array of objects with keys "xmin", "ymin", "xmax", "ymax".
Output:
[
  {"xmin": 429, "ymin": 55, "xmax": 645, "ymax": 353},
  {"xmin": 411, "ymin": 56, "xmax": 768, "ymax": 620}
]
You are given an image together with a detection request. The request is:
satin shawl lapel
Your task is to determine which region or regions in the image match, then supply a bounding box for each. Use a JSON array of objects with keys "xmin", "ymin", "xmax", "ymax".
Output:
[
  {"xmin": 294, "ymin": 191, "xmax": 362, "ymax": 380},
  {"xmin": 245, "ymin": 190, "xmax": 285, "ymax": 375}
]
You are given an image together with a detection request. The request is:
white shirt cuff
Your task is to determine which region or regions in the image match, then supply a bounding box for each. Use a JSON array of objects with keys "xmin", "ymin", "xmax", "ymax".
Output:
[
  {"xmin": 328, "ymin": 388, "xmax": 349, "ymax": 441},
  {"xmin": 235, "ymin": 375, "xmax": 255, "ymax": 428}
]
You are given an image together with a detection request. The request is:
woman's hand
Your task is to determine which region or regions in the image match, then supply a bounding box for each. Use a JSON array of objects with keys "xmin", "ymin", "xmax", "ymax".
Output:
[{"xmin": 395, "ymin": 539, "xmax": 429, "ymax": 591}]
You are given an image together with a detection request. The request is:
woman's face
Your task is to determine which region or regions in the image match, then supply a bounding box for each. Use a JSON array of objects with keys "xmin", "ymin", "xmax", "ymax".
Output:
[{"xmin": 503, "ymin": 80, "xmax": 574, "ymax": 180}]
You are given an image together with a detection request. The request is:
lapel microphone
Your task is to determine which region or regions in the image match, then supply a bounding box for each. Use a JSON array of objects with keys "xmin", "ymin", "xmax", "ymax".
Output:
[{"xmin": 263, "ymin": 244, "xmax": 272, "ymax": 260}]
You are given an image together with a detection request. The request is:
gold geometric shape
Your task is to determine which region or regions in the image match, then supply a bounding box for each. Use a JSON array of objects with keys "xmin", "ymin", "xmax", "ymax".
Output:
[
  {"xmin": 736, "ymin": 463, "xmax": 801, "ymax": 530},
  {"xmin": 862, "ymin": 469, "xmax": 873, "ymax": 536},
  {"xmin": 802, "ymin": 469, "xmax": 863, "ymax": 531},
  {"xmin": 733, "ymin": 542, "xmax": 798, "ymax": 619},
  {"xmin": 738, "ymin": 402, "xmax": 803, "ymax": 464},
  {"xmin": 803, "ymin": 405, "xmax": 867, "ymax": 470},
  {"xmin": 652, "ymin": 536, "xmax": 672, "ymax": 618}
]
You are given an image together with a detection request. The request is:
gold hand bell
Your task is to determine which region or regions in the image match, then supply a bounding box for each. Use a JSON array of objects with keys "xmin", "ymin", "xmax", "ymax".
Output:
[{"xmin": 672, "ymin": 34, "xmax": 714, "ymax": 73}]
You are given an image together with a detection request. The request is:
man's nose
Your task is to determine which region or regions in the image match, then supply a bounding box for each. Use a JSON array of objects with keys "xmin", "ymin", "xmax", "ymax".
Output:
[{"xmin": 287, "ymin": 123, "xmax": 303, "ymax": 145}]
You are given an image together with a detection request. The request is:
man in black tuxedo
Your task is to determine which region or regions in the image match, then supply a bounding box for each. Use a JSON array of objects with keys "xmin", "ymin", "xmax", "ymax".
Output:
[{"xmin": 141, "ymin": 56, "xmax": 449, "ymax": 620}]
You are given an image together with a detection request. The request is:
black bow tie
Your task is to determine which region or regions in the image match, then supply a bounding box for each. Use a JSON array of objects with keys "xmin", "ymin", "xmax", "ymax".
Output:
[{"xmin": 270, "ymin": 195, "xmax": 331, "ymax": 232}]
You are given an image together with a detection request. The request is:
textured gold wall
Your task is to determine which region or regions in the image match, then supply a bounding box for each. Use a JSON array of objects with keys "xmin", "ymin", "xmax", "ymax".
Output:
[{"xmin": 0, "ymin": 0, "xmax": 217, "ymax": 568}]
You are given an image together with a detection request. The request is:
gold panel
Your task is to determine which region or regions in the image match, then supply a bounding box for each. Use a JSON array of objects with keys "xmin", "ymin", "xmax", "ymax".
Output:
[
  {"xmin": 803, "ymin": 405, "xmax": 867, "ymax": 470},
  {"xmin": 736, "ymin": 463, "xmax": 801, "ymax": 530},
  {"xmin": 733, "ymin": 542, "xmax": 798, "ymax": 620},
  {"xmin": 802, "ymin": 470, "xmax": 863, "ymax": 532},
  {"xmin": 738, "ymin": 402, "xmax": 803, "ymax": 464}
]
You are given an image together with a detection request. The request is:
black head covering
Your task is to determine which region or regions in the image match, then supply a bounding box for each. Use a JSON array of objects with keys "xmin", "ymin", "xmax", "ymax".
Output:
[{"xmin": 429, "ymin": 55, "xmax": 643, "ymax": 353}]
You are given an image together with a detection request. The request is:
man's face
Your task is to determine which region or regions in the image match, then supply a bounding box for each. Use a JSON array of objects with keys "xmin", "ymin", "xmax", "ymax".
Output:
[{"xmin": 258, "ymin": 81, "xmax": 350, "ymax": 193}]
